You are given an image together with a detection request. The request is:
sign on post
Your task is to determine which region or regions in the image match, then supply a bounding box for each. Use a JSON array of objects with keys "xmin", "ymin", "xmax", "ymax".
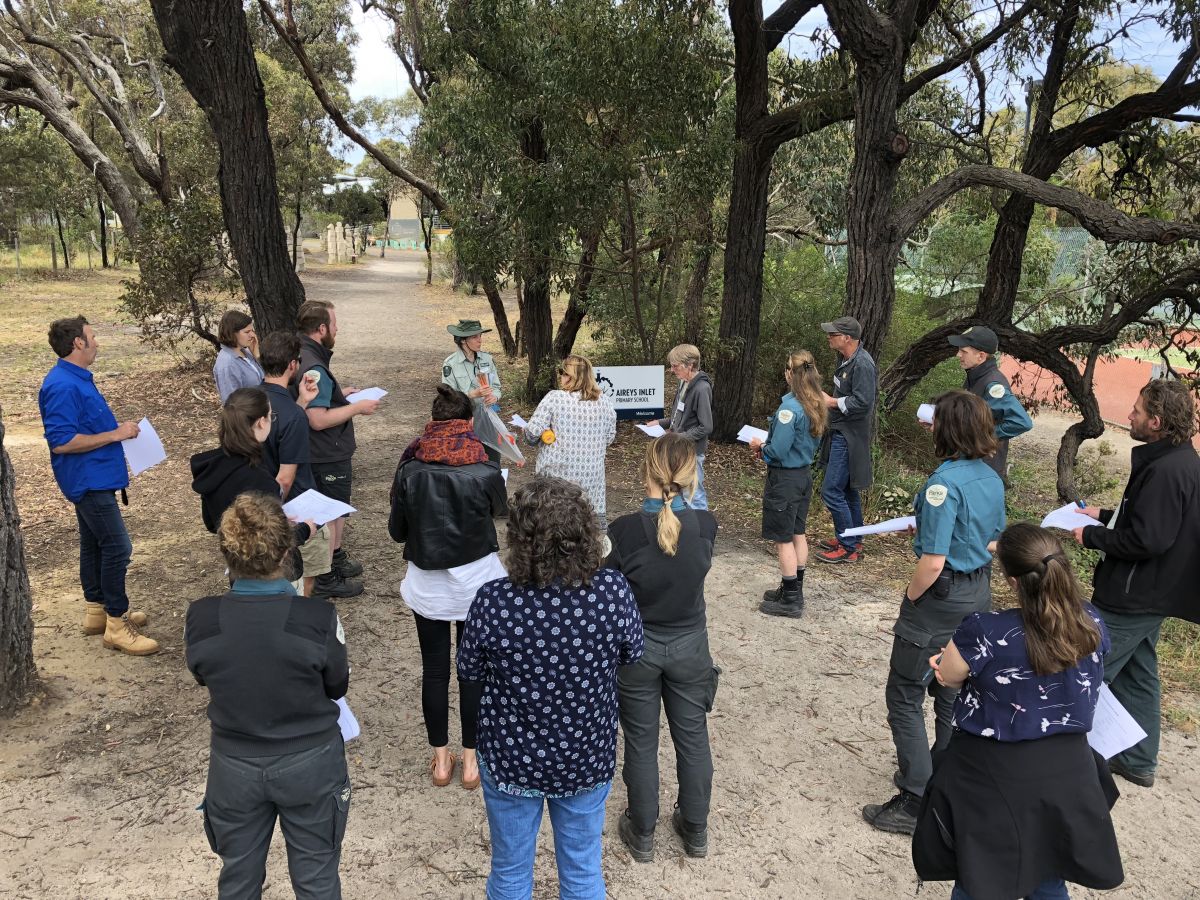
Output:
[{"xmin": 593, "ymin": 365, "xmax": 665, "ymax": 421}]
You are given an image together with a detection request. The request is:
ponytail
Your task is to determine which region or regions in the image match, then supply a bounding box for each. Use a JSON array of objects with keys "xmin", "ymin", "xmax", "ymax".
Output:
[
  {"xmin": 996, "ymin": 523, "xmax": 1100, "ymax": 676},
  {"xmin": 786, "ymin": 351, "xmax": 827, "ymax": 438},
  {"xmin": 218, "ymin": 387, "xmax": 269, "ymax": 466},
  {"xmin": 640, "ymin": 433, "xmax": 697, "ymax": 556}
]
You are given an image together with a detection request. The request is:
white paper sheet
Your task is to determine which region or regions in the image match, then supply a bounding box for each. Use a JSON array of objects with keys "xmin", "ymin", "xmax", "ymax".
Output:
[
  {"xmin": 1041, "ymin": 502, "xmax": 1097, "ymax": 532},
  {"xmin": 501, "ymin": 468, "xmax": 509, "ymax": 484},
  {"xmin": 120, "ymin": 417, "xmax": 167, "ymax": 476},
  {"xmin": 344, "ymin": 387, "xmax": 387, "ymax": 403},
  {"xmin": 335, "ymin": 697, "xmax": 360, "ymax": 742},
  {"xmin": 917, "ymin": 403, "xmax": 935, "ymax": 424},
  {"xmin": 635, "ymin": 422, "xmax": 666, "ymax": 438},
  {"xmin": 840, "ymin": 515, "xmax": 917, "ymax": 538},
  {"xmin": 736, "ymin": 424, "xmax": 769, "ymax": 444},
  {"xmin": 282, "ymin": 489, "xmax": 357, "ymax": 526},
  {"xmin": 1087, "ymin": 684, "xmax": 1148, "ymax": 760}
]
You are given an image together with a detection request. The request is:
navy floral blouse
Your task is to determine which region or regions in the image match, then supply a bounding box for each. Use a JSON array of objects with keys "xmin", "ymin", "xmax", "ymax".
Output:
[
  {"xmin": 457, "ymin": 569, "xmax": 644, "ymax": 798},
  {"xmin": 951, "ymin": 603, "xmax": 1110, "ymax": 743}
]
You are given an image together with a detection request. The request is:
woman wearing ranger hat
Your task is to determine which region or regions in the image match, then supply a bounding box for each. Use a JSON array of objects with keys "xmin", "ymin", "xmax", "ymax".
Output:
[
  {"xmin": 443, "ymin": 319, "xmax": 504, "ymax": 462},
  {"xmin": 946, "ymin": 325, "xmax": 1033, "ymax": 483},
  {"xmin": 443, "ymin": 319, "xmax": 502, "ymax": 411}
]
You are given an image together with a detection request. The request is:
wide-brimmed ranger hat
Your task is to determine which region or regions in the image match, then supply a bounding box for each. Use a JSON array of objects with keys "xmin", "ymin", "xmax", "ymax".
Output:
[
  {"xmin": 947, "ymin": 325, "xmax": 999, "ymax": 354},
  {"xmin": 447, "ymin": 319, "xmax": 492, "ymax": 338}
]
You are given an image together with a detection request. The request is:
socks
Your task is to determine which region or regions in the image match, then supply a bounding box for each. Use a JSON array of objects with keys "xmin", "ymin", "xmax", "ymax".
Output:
[{"xmin": 781, "ymin": 575, "xmax": 798, "ymax": 591}]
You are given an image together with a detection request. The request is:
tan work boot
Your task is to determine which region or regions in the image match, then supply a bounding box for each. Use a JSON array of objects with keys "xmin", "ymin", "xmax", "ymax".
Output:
[
  {"xmin": 102, "ymin": 614, "xmax": 159, "ymax": 656},
  {"xmin": 83, "ymin": 602, "xmax": 147, "ymax": 635}
]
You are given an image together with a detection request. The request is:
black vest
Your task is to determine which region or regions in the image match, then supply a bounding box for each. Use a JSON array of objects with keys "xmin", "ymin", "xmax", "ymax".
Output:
[
  {"xmin": 964, "ymin": 358, "xmax": 1010, "ymax": 480},
  {"xmin": 294, "ymin": 335, "xmax": 356, "ymax": 463}
]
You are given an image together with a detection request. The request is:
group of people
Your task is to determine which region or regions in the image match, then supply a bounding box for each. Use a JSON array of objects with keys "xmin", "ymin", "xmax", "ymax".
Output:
[{"xmin": 35, "ymin": 302, "xmax": 1200, "ymax": 899}]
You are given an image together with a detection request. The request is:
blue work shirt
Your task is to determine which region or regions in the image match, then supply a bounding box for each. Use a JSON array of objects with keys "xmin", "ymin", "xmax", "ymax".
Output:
[
  {"xmin": 38, "ymin": 358, "xmax": 128, "ymax": 503},
  {"xmin": 966, "ymin": 359, "xmax": 1033, "ymax": 441},
  {"xmin": 762, "ymin": 393, "xmax": 819, "ymax": 469},
  {"xmin": 912, "ymin": 458, "xmax": 1004, "ymax": 573}
]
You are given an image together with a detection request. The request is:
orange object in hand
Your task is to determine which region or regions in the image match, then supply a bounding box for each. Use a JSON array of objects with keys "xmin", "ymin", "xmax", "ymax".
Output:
[{"xmin": 541, "ymin": 429, "xmax": 556, "ymax": 444}]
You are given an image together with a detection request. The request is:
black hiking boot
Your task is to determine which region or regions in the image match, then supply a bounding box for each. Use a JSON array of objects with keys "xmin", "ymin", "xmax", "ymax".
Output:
[
  {"xmin": 331, "ymin": 547, "xmax": 364, "ymax": 578},
  {"xmin": 312, "ymin": 571, "xmax": 364, "ymax": 601},
  {"xmin": 617, "ymin": 812, "xmax": 655, "ymax": 863},
  {"xmin": 760, "ymin": 583, "xmax": 804, "ymax": 618},
  {"xmin": 672, "ymin": 806, "xmax": 708, "ymax": 858},
  {"xmin": 862, "ymin": 791, "xmax": 920, "ymax": 835}
]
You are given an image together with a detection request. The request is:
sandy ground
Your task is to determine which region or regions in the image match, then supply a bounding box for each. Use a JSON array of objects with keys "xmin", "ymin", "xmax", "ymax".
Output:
[{"xmin": 1, "ymin": 255, "xmax": 1198, "ymax": 899}]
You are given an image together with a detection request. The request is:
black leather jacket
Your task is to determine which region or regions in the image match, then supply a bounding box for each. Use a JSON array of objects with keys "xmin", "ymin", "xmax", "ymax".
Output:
[{"xmin": 388, "ymin": 458, "xmax": 508, "ymax": 570}]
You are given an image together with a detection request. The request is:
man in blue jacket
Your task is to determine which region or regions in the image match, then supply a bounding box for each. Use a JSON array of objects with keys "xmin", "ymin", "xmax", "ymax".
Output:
[{"xmin": 38, "ymin": 316, "xmax": 158, "ymax": 655}]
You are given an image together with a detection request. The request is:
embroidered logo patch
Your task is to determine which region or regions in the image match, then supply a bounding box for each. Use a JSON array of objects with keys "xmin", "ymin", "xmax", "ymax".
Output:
[
  {"xmin": 336, "ymin": 616, "xmax": 346, "ymax": 644},
  {"xmin": 442, "ymin": 365, "xmax": 452, "ymax": 377},
  {"xmin": 988, "ymin": 383, "xmax": 1006, "ymax": 399},
  {"xmin": 925, "ymin": 484, "xmax": 949, "ymax": 507},
  {"xmin": 777, "ymin": 409, "xmax": 794, "ymax": 424}
]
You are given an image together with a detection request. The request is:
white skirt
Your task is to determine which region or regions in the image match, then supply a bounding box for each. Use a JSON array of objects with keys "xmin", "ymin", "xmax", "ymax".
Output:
[{"xmin": 400, "ymin": 552, "xmax": 507, "ymax": 621}]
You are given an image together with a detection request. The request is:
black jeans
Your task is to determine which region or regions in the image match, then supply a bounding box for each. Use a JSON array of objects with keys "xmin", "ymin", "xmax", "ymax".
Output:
[
  {"xmin": 413, "ymin": 612, "xmax": 481, "ymax": 748},
  {"xmin": 617, "ymin": 626, "xmax": 716, "ymax": 833},
  {"xmin": 203, "ymin": 734, "xmax": 350, "ymax": 900},
  {"xmin": 74, "ymin": 490, "xmax": 132, "ymax": 616}
]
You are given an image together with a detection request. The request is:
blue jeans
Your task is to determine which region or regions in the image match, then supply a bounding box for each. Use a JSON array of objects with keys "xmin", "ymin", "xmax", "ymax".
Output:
[
  {"xmin": 820, "ymin": 433, "xmax": 862, "ymax": 550},
  {"xmin": 687, "ymin": 455, "xmax": 708, "ymax": 511},
  {"xmin": 74, "ymin": 490, "xmax": 132, "ymax": 617},
  {"xmin": 480, "ymin": 761, "xmax": 609, "ymax": 900},
  {"xmin": 951, "ymin": 878, "xmax": 1068, "ymax": 899},
  {"xmin": 1099, "ymin": 608, "xmax": 1163, "ymax": 774}
]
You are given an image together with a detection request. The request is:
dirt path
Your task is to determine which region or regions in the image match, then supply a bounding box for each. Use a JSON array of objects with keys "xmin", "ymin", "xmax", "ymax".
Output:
[{"xmin": 2, "ymin": 255, "xmax": 1198, "ymax": 899}]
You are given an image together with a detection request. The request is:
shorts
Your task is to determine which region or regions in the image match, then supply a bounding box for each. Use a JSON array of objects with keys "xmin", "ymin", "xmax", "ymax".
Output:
[
  {"xmin": 761, "ymin": 465, "xmax": 812, "ymax": 542},
  {"xmin": 311, "ymin": 459, "xmax": 353, "ymax": 506},
  {"xmin": 299, "ymin": 523, "xmax": 333, "ymax": 578}
]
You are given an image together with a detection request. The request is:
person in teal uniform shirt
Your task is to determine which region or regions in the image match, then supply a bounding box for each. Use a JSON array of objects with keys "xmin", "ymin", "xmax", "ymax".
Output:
[
  {"xmin": 864, "ymin": 390, "xmax": 1005, "ymax": 836},
  {"xmin": 750, "ymin": 350, "xmax": 828, "ymax": 619}
]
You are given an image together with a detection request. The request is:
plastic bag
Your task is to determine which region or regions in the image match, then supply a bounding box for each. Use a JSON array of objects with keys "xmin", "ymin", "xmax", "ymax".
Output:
[{"xmin": 472, "ymin": 405, "xmax": 525, "ymax": 465}]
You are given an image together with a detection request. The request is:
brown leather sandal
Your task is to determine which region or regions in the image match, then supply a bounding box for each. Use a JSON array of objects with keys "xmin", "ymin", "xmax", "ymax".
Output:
[
  {"xmin": 430, "ymin": 753, "xmax": 457, "ymax": 787},
  {"xmin": 461, "ymin": 754, "xmax": 480, "ymax": 791}
]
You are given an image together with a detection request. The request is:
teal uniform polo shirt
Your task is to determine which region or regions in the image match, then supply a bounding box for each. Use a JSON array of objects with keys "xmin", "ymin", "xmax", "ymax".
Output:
[
  {"xmin": 912, "ymin": 458, "xmax": 1005, "ymax": 573},
  {"xmin": 762, "ymin": 392, "xmax": 819, "ymax": 469}
]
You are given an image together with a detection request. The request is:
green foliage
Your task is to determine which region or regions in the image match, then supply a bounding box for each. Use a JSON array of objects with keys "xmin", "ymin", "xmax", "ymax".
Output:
[
  {"xmin": 321, "ymin": 184, "xmax": 383, "ymax": 225},
  {"xmin": 119, "ymin": 185, "xmax": 240, "ymax": 352},
  {"xmin": 1074, "ymin": 441, "xmax": 1121, "ymax": 499}
]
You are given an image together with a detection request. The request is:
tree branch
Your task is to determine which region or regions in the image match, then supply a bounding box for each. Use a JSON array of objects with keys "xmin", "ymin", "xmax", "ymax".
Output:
[
  {"xmin": 763, "ymin": 0, "xmax": 820, "ymax": 52},
  {"xmin": 894, "ymin": 164, "xmax": 1200, "ymax": 245},
  {"xmin": 257, "ymin": 0, "xmax": 447, "ymax": 211}
]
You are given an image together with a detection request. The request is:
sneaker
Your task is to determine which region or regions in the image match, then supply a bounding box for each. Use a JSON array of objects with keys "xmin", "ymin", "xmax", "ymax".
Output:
[
  {"xmin": 617, "ymin": 812, "xmax": 655, "ymax": 863},
  {"xmin": 312, "ymin": 571, "xmax": 364, "ymax": 601},
  {"xmin": 671, "ymin": 806, "xmax": 708, "ymax": 858},
  {"xmin": 1108, "ymin": 758, "xmax": 1155, "ymax": 788},
  {"xmin": 331, "ymin": 548, "xmax": 364, "ymax": 578},
  {"xmin": 817, "ymin": 539, "xmax": 839, "ymax": 552},
  {"xmin": 760, "ymin": 585, "xmax": 804, "ymax": 619},
  {"xmin": 862, "ymin": 791, "xmax": 919, "ymax": 835},
  {"xmin": 816, "ymin": 546, "xmax": 862, "ymax": 564}
]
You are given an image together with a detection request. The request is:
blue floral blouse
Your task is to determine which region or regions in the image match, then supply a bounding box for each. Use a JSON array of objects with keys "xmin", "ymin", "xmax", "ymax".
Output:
[
  {"xmin": 457, "ymin": 569, "xmax": 644, "ymax": 797},
  {"xmin": 951, "ymin": 604, "xmax": 1110, "ymax": 743}
]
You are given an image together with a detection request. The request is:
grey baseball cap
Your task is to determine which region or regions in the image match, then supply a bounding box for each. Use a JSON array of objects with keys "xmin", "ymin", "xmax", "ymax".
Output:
[
  {"xmin": 820, "ymin": 316, "xmax": 862, "ymax": 340},
  {"xmin": 948, "ymin": 325, "xmax": 999, "ymax": 354}
]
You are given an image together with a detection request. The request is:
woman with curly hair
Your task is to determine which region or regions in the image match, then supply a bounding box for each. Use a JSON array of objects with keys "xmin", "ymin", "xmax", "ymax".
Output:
[
  {"xmin": 185, "ymin": 493, "xmax": 351, "ymax": 898},
  {"xmin": 458, "ymin": 476, "xmax": 644, "ymax": 900}
]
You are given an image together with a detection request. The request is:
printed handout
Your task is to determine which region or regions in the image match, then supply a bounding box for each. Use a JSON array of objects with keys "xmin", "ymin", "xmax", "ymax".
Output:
[
  {"xmin": 121, "ymin": 417, "xmax": 167, "ymax": 477},
  {"xmin": 282, "ymin": 489, "xmax": 357, "ymax": 527}
]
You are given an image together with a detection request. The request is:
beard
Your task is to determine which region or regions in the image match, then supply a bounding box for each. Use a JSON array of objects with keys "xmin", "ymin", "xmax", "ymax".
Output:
[
  {"xmin": 321, "ymin": 331, "xmax": 335, "ymax": 350},
  {"xmin": 1129, "ymin": 422, "xmax": 1150, "ymax": 442}
]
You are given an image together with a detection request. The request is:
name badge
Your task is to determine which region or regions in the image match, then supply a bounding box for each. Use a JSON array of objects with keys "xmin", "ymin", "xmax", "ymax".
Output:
[{"xmin": 677, "ymin": 400, "xmax": 685, "ymax": 412}]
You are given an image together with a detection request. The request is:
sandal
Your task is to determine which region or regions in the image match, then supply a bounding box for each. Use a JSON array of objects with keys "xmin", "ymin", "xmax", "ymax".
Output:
[
  {"xmin": 461, "ymin": 755, "xmax": 480, "ymax": 791},
  {"xmin": 430, "ymin": 753, "xmax": 457, "ymax": 787}
]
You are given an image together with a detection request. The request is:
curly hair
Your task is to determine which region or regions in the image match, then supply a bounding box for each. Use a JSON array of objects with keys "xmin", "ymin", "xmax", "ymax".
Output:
[
  {"xmin": 1140, "ymin": 379, "xmax": 1198, "ymax": 446},
  {"xmin": 505, "ymin": 476, "xmax": 603, "ymax": 588},
  {"xmin": 218, "ymin": 493, "xmax": 294, "ymax": 580}
]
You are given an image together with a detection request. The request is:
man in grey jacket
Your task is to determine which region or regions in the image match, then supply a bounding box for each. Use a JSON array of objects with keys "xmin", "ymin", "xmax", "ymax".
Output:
[
  {"xmin": 816, "ymin": 317, "xmax": 876, "ymax": 563},
  {"xmin": 656, "ymin": 343, "xmax": 713, "ymax": 509}
]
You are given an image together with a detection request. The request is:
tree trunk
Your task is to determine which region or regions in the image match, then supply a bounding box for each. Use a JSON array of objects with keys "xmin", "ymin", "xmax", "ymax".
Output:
[
  {"xmin": 711, "ymin": 137, "xmax": 773, "ymax": 440},
  {"xmin": 683, "ymin": 210, "xmax": 714, "ymax": 354},
  {"xmin": 97, "ymin": 191, "xmax": 109, "ymax": 268},
  {"xmin": 50, "ymin": 233, "xmax": 58, "ymax": 272},
  {"xmin": 54, "ymin": 208, "xmax": 70, "ymax": 270},
  {"xmin": 150, "ymin": 0, "xmax": 305, "ymax": 335},
  {"xmin": 420, "ymin": 212, "xmax": 433, "ymax": 285},
  {"xmin": 518, "ymin": 117, "xmax": 554, "ymax": 398},
  {"xmin": 292, "ymin": 195, "xmax": 302, "ymax": 269},
  {"xmin": 0, "ymin": 402, "xmax": 36, "ymax": 714},
  {"xmin": 481, "ymin": 277, "xmax": 518, "ymax": 358},
  {"xmin": 842, "ymin": 67, "xmax": 906, "ymax": 358},
  {"xmin": 553, "ymin": 229, "xmax": 602, "ymax": 360}
]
